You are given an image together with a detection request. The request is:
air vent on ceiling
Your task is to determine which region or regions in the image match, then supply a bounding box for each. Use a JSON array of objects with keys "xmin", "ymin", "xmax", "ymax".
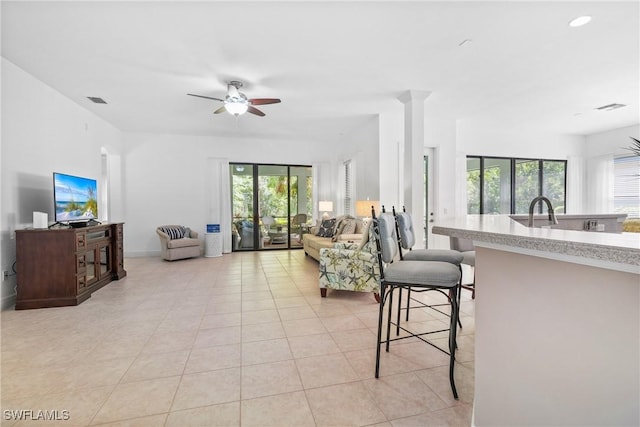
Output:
[
  {"xmin": 87, "ymin": 97, "xmax": 107, "ymax": 104},
  {"xmin": 595, "ymin": 103, "xmax": 626, "ymax": 111}
]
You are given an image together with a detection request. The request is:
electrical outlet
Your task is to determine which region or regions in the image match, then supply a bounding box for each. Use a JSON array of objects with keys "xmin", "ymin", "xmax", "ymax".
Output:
[
  {"xmin": 2, "ymin": 271, "xmax": 9, "ymax": 281},
  {"xmin": 585, "ymin": 219, "xmax": 599, "ymax": 230}
]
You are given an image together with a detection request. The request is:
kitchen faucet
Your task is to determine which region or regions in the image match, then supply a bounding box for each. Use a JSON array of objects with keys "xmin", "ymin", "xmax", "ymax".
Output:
[{"xmin": 528, "ymin": 196, "xmax": 559, "ymax": 227}]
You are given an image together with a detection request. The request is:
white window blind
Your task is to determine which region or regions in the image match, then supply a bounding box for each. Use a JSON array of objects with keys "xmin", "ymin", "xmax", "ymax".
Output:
[
  {"xmin": 344, "ymin": 160, "xmax": 352, "ymax": 215},
  {"xmin": 614, "ymin": 155, "xmax": 640, "ymax": 218}
]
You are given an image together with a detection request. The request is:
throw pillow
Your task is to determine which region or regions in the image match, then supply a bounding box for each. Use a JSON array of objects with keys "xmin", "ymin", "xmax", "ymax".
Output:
[
  {"xmin": 331, "ymin": 217, "xmax": 357, "ymax": 242},
  {"xmin": 183, "ymin": 227, "xmax": 191, "ymax": 238},
  {"xmin": 341, "ymin": 219, "xmax": 357, "ymax": 235},
  {"xmin": 317, "ymin": 218, "xmax": 336, "ymax": 237},
  {"xmin": 356, "ymin": 220, "xmax": 372, "ymax": 251},
  {"xmin": 161, "ymin": 226, "xmax": 185, "ymax": 240},
  {"xmin": 332, "ymin": 215, "xmax": 353, "ymax": 236}
]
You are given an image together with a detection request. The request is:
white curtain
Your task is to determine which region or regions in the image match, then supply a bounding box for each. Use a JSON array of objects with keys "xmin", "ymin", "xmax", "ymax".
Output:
[
  {"xmin": 208, "ymin": 157, "xmax": 232, "ymax": 253},
  {"xmin": 586, "ymin": 154, "xmax": 614, "ymax": 214},
  {"xmin": 312, "ymin": 163, "xmax": 320, "ymax": 222},
  {"xmin": 312, "ymin": 161, "xmax": 333, "ymax": 222},
  {"xmin": 566, "ymin": 156, "xmax": 585, "ymax": 214}
]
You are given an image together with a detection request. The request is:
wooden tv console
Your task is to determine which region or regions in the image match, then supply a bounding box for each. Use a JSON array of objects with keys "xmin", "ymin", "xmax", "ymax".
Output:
[{"xmin": 15, "ymin": 223, "xmax": 126, "ymax": 310}]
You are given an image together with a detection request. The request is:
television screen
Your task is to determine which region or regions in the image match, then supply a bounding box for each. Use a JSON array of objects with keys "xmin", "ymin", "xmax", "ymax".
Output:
[{"xmin": 53, "ymin": 172, "xmax": 98, "ymax": 222}]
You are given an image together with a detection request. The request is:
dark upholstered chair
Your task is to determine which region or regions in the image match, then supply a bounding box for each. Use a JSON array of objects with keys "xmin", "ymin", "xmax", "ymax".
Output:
[{"xmin": 372, "ymin": 210, "xmax": 462, "ymax": 399}]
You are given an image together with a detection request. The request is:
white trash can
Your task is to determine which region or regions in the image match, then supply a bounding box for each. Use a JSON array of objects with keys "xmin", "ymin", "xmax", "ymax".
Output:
[{"xmin": 205, "ymin": 224, "xmax": 222, "ymax": 257}]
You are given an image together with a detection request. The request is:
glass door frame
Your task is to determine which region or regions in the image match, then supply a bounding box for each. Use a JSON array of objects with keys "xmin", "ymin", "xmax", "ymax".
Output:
[{"xmin": 231, "ymin": 162, "xmax": 312, "ymax": 251}]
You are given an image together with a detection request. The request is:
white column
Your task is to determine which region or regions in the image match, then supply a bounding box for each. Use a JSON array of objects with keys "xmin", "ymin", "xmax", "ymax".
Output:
[{"xmin": 398, "ymin": 90, "xmax": 430, "ymax": 248}]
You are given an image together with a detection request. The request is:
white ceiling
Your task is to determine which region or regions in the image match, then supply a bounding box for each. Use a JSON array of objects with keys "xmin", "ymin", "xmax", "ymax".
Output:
[{"xmin": 2, "ymin": 1, "xmax": 639, "ymax": 144}]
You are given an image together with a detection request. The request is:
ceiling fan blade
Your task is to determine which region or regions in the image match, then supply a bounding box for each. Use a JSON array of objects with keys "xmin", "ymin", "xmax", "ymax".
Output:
[
  {"xmin": 187, "ymin": 93, "xmax": 224, "ymax": 102},
  {"xmin": 247, "ymin": 106, "xmax": 266, "ymax": 117},
  {"xmin": 249, "ymin": 98, "xmax": 281, "ymax": 105},
  {"xmin": 213, "ymin": 105, "xmax": 227, "ymax": 114}
]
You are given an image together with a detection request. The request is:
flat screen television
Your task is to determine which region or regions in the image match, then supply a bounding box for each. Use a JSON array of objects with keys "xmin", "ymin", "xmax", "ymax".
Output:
[{"xmin": 53, "ymin": 172, "xmax": 98, "ymax": 223}]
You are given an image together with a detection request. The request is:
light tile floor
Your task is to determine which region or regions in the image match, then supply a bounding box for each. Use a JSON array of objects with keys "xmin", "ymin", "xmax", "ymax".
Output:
[{"xmin": 1, "ymin": 251, "xmax": 475, "ymax": 426}]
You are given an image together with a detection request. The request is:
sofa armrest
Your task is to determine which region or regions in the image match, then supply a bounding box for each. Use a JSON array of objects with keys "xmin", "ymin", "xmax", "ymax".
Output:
[
  {"xmin": 189, "ymin": 230, "xmax": 199, "ymax": 239},
  {"xmin": 319, "ymin": 247, "xmax": 377, "ymax": 263},
  {"xmin": 335, "ymin": 233, "xmax": 362, "ymax": 242},
  {"xmin": 156, "ymin": 229, "xmax": 170, "ymax": 241}
]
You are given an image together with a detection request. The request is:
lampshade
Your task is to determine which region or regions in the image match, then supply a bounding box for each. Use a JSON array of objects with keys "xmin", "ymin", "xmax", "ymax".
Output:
[
  {"xmin": 225, "ymin": 101, "xmax": 248, "ymax": 116},
  {"xmin": 318, "ymin": 201, "xmax": 333, "ymax": 212},
  {"xmin": 355, "ymin": 200, "xmax": 380, "ymax": 217}
]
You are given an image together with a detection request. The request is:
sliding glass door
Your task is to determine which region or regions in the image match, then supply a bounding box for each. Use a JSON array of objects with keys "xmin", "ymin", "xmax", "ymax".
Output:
[{"xmin": 231, "ymin": 163, "xmax": 312, "ymax": 251}]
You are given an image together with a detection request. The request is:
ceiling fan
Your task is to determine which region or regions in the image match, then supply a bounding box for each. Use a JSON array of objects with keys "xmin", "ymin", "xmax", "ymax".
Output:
[{"xmin": 187, "ymin": 80, "xmax": 281, "ymax": 117}]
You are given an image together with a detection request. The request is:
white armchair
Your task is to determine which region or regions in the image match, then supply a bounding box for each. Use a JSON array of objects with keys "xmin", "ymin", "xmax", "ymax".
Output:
[{"xmin": 156, "ymin": 225, "xmax": 203, "ymax": 261}]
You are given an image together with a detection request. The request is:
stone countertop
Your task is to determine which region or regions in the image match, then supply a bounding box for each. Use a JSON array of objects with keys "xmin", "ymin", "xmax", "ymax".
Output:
[{"xmin": 432, "ymin": 215, "xmax": 640, "ymax": 273}]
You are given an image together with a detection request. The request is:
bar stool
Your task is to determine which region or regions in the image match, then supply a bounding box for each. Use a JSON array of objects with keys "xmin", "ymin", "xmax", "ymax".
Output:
[
  {"xmin": 372, "ymin": 208, "xmax": 461, "ymax": 399},
  {"xmin": 391, "ymin": 206, "xmax": 463, "ymax": 327}
]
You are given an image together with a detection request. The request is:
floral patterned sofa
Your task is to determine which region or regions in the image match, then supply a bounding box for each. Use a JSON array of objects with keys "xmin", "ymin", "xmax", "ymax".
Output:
[{"xmin": 318, "ymin": 222, "xmax": 380, "ymax": 302}]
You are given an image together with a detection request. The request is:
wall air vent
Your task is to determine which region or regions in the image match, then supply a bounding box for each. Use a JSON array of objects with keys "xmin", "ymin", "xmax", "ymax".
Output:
[
  {"xmin": 595, "ymin": 103, "xmax": 626, "ymax": 111},
  {"xmin": 87, "ymin": 97, "xmax": 107, "ymax": 104}
]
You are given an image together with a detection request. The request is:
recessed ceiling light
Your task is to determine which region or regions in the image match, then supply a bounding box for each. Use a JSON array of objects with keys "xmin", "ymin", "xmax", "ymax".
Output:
[{"xmin": 569, "ymin": 16, "xmax": 592, "ymax": 27}]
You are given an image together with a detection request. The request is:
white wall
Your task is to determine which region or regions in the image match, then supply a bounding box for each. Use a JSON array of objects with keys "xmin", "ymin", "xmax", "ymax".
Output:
[
  {"xmin": 585, "ymin": 124, "xmax": 639, "ymax": 158},
  {"xmin": 122, "ymin": 132, "xmax": 339, "ymax": 256},
  {"xmin": 330, "ymin": 115, "xmax": 381, "ymax": 215},
  {"xmin": 1, "ymin": 59, "xmax": 124, "ymax": 308},
  {"xmin": 379, "ymin": 111, "xmax": 403, "ymax": 209},
  {"xmin": 457, "ymin": 120, "xmax": 586, "ymax": 159}
]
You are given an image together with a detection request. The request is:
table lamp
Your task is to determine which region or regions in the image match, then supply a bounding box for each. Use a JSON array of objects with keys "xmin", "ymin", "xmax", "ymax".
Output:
[
  {"xmin": 355, "ymin": 200, "xmax": 380, "ymax": 229},
  {"xmin": 318, "ymin": 201, "xmax": 333, "ymax": 219}
]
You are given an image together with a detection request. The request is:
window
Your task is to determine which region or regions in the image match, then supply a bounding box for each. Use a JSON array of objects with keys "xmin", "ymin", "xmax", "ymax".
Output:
[
  {"xmin": 467, "ymin": 156, "xmax": 566, "ymax": 214},
  {"xmin": 466, "ymin": 158, "xmax": 481, "ymax": 214},
  {"xmin": 484, "ymin": 158, "xmax": 511, "ymax": 214},
  {"xmin": 614, "ymin": 155, "xmax": 640, "ymax": 218}
]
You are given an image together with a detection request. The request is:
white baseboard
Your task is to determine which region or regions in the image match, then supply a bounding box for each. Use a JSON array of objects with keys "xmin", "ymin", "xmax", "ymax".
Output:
[
  {"xmin": 124, "ymin": 250, "xmax": 160, "ymax": 258},
  {"xmin": 1, "ymin": 293, "xmax": 16, "ymax": 311}
]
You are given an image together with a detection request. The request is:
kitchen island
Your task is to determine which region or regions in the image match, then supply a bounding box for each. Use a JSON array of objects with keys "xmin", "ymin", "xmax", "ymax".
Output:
[{"xmin": 433, "ymin": 215, "xmax": 639, "ymax": 426}]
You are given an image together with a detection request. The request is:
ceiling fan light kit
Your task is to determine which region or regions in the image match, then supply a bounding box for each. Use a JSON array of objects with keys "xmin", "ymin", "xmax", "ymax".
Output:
[
  {"xmin": 225, "ymin": 100, "xmax": 249, "ymax": 116},
  {"xmin": 188, "ymin": 80, "xmax": 281, "ymax": 118}
]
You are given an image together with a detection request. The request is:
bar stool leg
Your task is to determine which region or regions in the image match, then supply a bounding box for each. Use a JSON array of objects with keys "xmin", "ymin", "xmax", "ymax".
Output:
[
  {"xmin": 375, "ymin": 283, "xmax": 387, "ymax": 378},
  {"xmin": 406, "ymin": 288, "xmax": 411, "ymax": 321},
  {"xmin": 386, "ymin": 285, "xmax": 394, "ymax": 352},
  {"xmin": 448, "ymin": 285, "xmax": 460, "ymax": 400},
  {"xmin": 396, "ymin": 287, "xmax": 403, "ymax": 335}
]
